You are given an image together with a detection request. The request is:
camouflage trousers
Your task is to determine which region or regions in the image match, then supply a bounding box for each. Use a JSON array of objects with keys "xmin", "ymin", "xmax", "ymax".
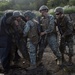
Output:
[
  {"xmin": 11, "ymin": 39, "xmax": 29, "ymax": 62},
  {"xmin": 28, "ymin": 41, "xmax": 37, "ymax": 65},
  {"xmin": 59, "ymin": 35, "xmax": 73, "ymax": 56},
  {"xmin": 38, "ymin": 34, "xmax": 62, "ymax": 60}
]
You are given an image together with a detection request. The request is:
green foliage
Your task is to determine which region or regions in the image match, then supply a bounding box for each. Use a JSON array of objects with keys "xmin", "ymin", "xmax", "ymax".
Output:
[
  {"xmin": 47, "ymin": 0, "xmax": 60, "ymax": 8},
  {"xmin": 0, "ymin": 0, "xmax": 74, "ymax": 11},
  {"xmin": 69, "ymin": 0, "xmax": 75, "ymax": 5},
  {"xmin": 10, "ymin": 0, "xmax": 39, "ymax": 10},
  {"xmin": 63, "ymin": 6, "xmax": 75, "ymax": 14},
  {"xmin": 33, "ymin": 11, "xmax": 41, "ymax": 16},
  {"xmin": 48, "ymin": 9, "xmax": 55, "ymax": 15},
  {"xmin": 0, "ymin": 11, "xmax": 3, "ymax": 17},
  {"xmin": 48, "ymin": 6, "xmax": 75, "ymax": 15},
  {"xmin": 47, "ymin": 0, "xmax": 69, "ymax": 8},
  {"xmin": 0, "ymin": 1, "xmax": 12, "ymax": 11}
]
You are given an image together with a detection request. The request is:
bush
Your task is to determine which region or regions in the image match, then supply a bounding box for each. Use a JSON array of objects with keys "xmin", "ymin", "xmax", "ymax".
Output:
[
  {"xmin": 69, "ymin": 0, "xmax": 75, "ymax": 6},
  {"xmin": 47, "ymin": 0, "xmax": 60, "ymax": 8},
  {"xmin": 47, "ymin": 0, "xmax": 69, "ymax": 8},
  {"xmin": 48, "ymin": 6, "xmax": 75, "ymax": 15},
  {"xmin": 0, "ymin": 11, "xmax": 3, "ymax": 17},
  {"xmin": 63, "ymin": 5, "xmax": 75, "ymax": 14},
  {"xmin": 0, "ymin": 1, "xmax": 12, "ymax": 11},
  {"xmin": 48, "ymin": 9, "xmax": 55, "ymax": 15}
]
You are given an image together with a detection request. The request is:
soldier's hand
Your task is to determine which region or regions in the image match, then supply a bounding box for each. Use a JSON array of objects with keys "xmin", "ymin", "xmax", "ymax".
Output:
[
  {"xmin": 40, "ymin": 32, "xmax": 46, "ymax": 36},
  {"xmin": 14, "ymin": 20, "xmax": 19, "ymax": 26},
  {"xmin": 61, "ymin": 34, "xmax": 65, "ymax": 38}
]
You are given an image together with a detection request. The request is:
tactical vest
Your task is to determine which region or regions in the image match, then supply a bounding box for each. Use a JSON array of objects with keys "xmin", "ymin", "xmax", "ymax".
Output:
[
  {"xmin": 28, "ymin": 20, "xmax": 39, "ymax": 45},
  {"xmin": 40, "ymin": 16, "xmax": 49, "ymax": 31},
  {"xmin": 39, "ymin": 16, "xmax": 56, "ymax": 33},
  {"xmin": 57, "ymin": 16, "xmax": 72, "ymax": 34}
]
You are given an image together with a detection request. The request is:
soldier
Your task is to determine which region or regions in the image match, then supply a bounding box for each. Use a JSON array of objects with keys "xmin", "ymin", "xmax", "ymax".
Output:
[
  {"xmin": 23, "ymin": 10, "xmax": 39, "ymax": 69},
  {"xmin": 7, "ymin": 11, "xmax": 30, "ymax": 67},
  {"xmin": 54, "ymin": 7, "xmax": 73, "ymax": 65},
  {"xmin": 73, "ymin": 23, "xmax": 75, "ymax": 44},
  {"xmin": 0, "ymin": 10, "xmax": 13, "ymax": 74},
  {"xmin": 37, "ymin": 5, "xmax": 62, "ymax": 65}
]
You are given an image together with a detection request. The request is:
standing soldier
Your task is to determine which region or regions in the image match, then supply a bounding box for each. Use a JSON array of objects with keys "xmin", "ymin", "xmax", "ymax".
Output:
[
  {"xmin": 37, "ymin": 5, "xmax": 62, "ymax": 65},
  {"xmin": 23, "ymin": 11, "xmax": 39, "ymax": 69},
  {"xmin": 0, "ymin": 10, "xmax": 13, "ymax": 74},
  {"xmin": 54, "ymin": 7, "xmax": 73, "ymax": 65},
  {"xmin": 7, "ymin": 11, "xmax": 30, "ymax": 67}
]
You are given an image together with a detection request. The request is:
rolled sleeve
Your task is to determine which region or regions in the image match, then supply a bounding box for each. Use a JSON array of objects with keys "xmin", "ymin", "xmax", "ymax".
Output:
[{"xmin": 23, "ymin": 21, "xmax": 30, "ymax": 37}]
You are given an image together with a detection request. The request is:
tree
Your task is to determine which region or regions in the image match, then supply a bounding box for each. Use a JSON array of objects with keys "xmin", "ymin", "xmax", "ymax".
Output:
[
  {"xmin": 0, "ymin": 1, "xmax": 12, "ymax": 11},
  {"xmin": 47, "ymin": 0, "xmax": 69, "ymax": 8},
  {"xmin": 35, "ymin": 0, "xmax": 48, "ymax": 10}
]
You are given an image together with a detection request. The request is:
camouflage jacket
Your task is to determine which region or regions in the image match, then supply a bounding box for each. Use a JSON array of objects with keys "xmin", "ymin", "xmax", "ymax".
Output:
[
  {"xmin": 23, "ymin": 19, "xmax": 39, "ymax": 44},
  {"xmin": 56, "ymin": 15, "xmax": 73, "ymax": 36},
  {"xmin": 6, "ymin": 17, "xmax": 26, "ymax": 42},
  {"xmin": 38, "ymin": 14, "xmax": 56, "ymax": 35}
]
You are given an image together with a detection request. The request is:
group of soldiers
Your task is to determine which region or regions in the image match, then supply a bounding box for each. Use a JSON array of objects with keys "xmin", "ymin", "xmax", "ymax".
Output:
[{"xmin": 0, "ymin": 5, "xmax": 74, "ymax": 74}]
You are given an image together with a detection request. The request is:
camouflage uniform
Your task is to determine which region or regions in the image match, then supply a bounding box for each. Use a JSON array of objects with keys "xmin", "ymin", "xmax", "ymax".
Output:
[
  {"xmin": 7, "ymin": 11, "xmax": 29, "ymax": 64},
  {"xmin": 23, "ymin": 11, "xmax": 39, "ymax": 69},
  {"xmin": 38, "ymin": 5, "xmax": 62, "ymax": 64},
  {"xmin": 55, "ymin": 7, "xmax": 73, "ymax": 64}
]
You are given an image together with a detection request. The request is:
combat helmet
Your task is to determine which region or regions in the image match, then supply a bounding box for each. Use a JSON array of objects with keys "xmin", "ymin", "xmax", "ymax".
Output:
[
  {"xmin": 54, "ymin": 7, "xmax": 64, "ymax": 14},
  {"xmin": 39, "ymin": 5, "xmax": 49, "ymax": 11},
  {"xmin": 4, "ymin": 10, "xmax": 14, "ymax": 17},
  {"xmin": 13, "ymin": 11, "xmax": 23, "ymax": 17},
  {"xmin": 24, "ymin": 10, "xmax": 36, "ymax": 20}
]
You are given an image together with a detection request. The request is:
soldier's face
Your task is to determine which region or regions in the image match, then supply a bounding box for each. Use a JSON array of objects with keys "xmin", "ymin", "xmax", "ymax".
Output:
[
  {"xmin": 40, "ymin": 10, "xmax": 48, "ymax": 16},
  {"xmin": 25, "ymin": 16, "xmax": 29, "ymax": 21},
  {"xmin": 16, "ymin": 16, "xmax": 21, "ymax": 21},
  {"xmin": 55, "ymin": 12, "xmax": 62, "ymax": 19}
]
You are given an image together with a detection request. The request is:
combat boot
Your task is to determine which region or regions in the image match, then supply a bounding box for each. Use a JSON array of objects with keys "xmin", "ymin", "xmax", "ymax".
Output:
[
  {"xmin": 10, "ymin": 61, "xmax": 14, "ymax": 67},
  {"xmin": 62, "ymin": 54, "xmax": 66, "ymax": 63},
  {"xmin": 56, "ymin": 54, "xmax": 66, "ymax": 66},
  {"xmin": 68, "ymin": 56, "xmax": 73, "ymax": 66},
  {"xmin": 27, "ymin": 64, "xmax": 37, "ymax": 70},
  {"xmin": 0, "ymin": 61, "xmax": 4, "ymax": 73},
  {"xmin": 36, "ymin": 56, "xmax": 43, "ymax": 66},
  {"xmin": 22, "ymin": 59, "xmax": 30, "ymax": 68},
  {"xmin": 56, "ymin": 58, "xmax": 62, "ymax": 66}
]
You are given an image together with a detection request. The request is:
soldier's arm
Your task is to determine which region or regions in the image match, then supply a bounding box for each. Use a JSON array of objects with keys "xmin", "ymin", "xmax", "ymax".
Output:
[
  {"xmin": 23, "ymin": 21, "xmax": 30, "ymax": 37},
  {"xmin": 44, "ymin": 15, "xmax": 55, "ymax": 34},
  {"xmin": 63, "ymin": 17, "xmax": 73, "ymax": 36},
  {"xmin": 4, "ymin": 16, "xmax": 13, "ymax": 34},
  {"xmin": 37, "ymin": 16, "xmax": 42, "ymax": 33},
  {"xmin": 6, "ymin": 17, "xmax": 12, "ymax": 24}
]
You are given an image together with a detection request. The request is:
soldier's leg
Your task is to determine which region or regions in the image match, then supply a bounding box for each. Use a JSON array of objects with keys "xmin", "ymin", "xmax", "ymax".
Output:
[
  {"xmin": 18, "ymin": 40, "xmax": 30, "ymax": 61},
  {"xmin": 10, "ymin": 43, "xmax": 15, "ymax": 66},
  {"xmin": 47, "ymin": 34, "xmax": 62, "ymax": 65},
  {"xmin": 48, "ymin": 35, "xmax": 62, "ymax": 59},
  {"xmin": 67, "ymin": 36, "xmax": 73, "ymax": 64},
  {"xmin": 27, "ymin": 42, "xmax": 37, "ymax": 69},
  {"xmin": 18, "ymin": 40, "xmax": 30, "ymax": 67},
  {"xmin": 59, "ymin": 38, "xmax": 66, "ymax": 63},
  {"xmin": 2, "ymin": 37, "xmax": 12, "ymax": 73},
  {"xmin": 14, "ymin": 47, "xmax": 20, "ymax": 62},
  {"xmin": 38, "ymin": 38, "xmax": 46, "ymax": 62}
]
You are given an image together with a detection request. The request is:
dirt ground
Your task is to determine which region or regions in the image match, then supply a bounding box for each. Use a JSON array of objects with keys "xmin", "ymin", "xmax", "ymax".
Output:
[
  {"xmin": 0, "ymin": 37, "xmax": 75, "ymax": 75},
  {"xmin": 3, "ymin": 43, "xmax": 75, "ymax": 75}
]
